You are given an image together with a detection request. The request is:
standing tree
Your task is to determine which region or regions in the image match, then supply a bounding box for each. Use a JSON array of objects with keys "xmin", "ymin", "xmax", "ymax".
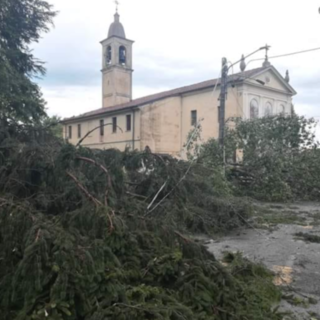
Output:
[
  {"xmin": 225, "ymin": 114, "xmax": 320, "ymax": 201},
  {"xmin": 43, "ymin": 115, "xmax": 63, "ymax": 138},
  {"xmin": 0, "ymin": 0, "xmax": 56, "ymax": 125}
]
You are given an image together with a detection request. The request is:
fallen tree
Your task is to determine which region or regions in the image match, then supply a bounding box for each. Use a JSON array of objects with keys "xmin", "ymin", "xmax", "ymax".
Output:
[{"xmin": 0, "ymin": 125, "xmax": 282, "ymax": 320}]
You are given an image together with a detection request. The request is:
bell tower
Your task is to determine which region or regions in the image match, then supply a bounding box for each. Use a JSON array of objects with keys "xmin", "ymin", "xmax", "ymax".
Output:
[{"xmin": 101, "ymin": 11, "xmax": 133, "ymax": 108}]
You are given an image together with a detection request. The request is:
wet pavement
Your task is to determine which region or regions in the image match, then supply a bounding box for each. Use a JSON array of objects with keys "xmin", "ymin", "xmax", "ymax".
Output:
[{"xmin": 206, "ymin": 202, "xmax": 320, "ymax": 319}]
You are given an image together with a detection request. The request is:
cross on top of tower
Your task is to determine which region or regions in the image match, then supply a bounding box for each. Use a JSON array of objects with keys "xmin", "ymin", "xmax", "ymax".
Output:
[
  {"xmin": 262, "ymin": 44, "xmax": 271, "ymax": 67},
  {"xmin": 114, "ymin": 0, "xmax": 119, "ymax": 12},
  {"xmin": 265, "ymin": 44, "xmax": 270, "ymax": 59}
]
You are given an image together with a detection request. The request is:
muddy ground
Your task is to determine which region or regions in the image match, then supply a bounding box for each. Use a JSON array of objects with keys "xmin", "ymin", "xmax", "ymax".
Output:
[{"xmin": 206, "ymin": 202, "xmax": 320, "ymax": 320}]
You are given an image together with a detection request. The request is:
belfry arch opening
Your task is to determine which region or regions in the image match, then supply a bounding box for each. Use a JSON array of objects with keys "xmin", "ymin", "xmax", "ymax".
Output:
[
  {"xmin": 107, "ymin": 46, "xmax": 112, "ymax": 64},
  {"xmin": 119, "ymin": 46, "xmax": 126, "ymax": 65}
]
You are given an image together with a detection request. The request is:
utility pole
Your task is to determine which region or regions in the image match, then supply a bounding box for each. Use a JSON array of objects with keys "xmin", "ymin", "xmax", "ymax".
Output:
[
  {"xmin": 218, "ymin": 46, "xmax": 270, "ymax": 163},
  {"xmin": 218, "ymin": 57, "xmax": 228, "ymax": 148}
]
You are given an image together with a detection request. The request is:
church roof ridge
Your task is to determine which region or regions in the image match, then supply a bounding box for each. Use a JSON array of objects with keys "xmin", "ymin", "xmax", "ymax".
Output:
[{"xmin": 62, "ymin": 66, "xmax": 269, "ymax": 123}]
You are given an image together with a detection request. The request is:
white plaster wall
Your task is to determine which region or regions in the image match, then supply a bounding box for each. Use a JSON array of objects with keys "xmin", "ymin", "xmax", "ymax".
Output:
[{"xmin": 64, "ymin": 110, "xmax": 140, "ymax": 151}]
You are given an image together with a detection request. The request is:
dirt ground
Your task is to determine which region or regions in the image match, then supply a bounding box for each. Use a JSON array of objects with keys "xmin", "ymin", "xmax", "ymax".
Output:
[{"xmin": 206, "ymin": 202, "xmax": 320, "ymax": 320}]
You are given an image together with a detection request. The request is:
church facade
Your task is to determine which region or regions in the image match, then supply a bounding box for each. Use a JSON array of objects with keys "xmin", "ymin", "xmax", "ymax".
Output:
[{"xmin": 62, "ymin": 12, "xmax": 297, "ymax": 156}]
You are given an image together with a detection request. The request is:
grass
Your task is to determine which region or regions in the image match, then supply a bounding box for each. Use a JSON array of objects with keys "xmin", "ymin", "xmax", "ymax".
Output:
[
  {"xmin": 310, "ymin": 212, "xmax": 320, "ymax": 226},
  {"xmin": 222, "ymin": 252, "xmax": 282, "ymax": 306},
  {"xmin": 252, "ymin": 203, "xmax": 320, "ymax": 228},
  {"xmin": 252, "ymin": 206, "xmax": 308, "ymax": 227},
  {"xmin": 308, "ymin": 311, "xmax": 320, "ymax": 320},
  {"xmin": 283, "ymin": 294, "xmax": 318, "ymax": 308},
  {"xmin": 294, "ymin": 232, "xmax": 320, "ymax": 243}
]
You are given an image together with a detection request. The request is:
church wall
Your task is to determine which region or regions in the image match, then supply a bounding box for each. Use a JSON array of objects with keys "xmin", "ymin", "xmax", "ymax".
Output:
[
  {"xmin": 133, "ymin": 86, "xmax": 242, "ymax": 157},
  {"xmin": 181, "ymin": 89, "xmax": 218, "ymax": 146},
  {"xmin": 139, "ymin": 97, "xmax": 181, "ymax": 155},
  {"xmin": 242, "ymin": 83, "xmax": 292, "ymax": 119},
  {"xmin": 180, "ymin": 86, "xmax": 242, "ymax": 149},
  {"xmin": 64, "ymin": 109, "xmax": 141, "ymax": 151}
]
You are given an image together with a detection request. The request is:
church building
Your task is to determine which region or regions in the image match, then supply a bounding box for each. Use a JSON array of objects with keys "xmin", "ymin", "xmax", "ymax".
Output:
[{"xmin": 62, "ymin": 11, "xmax": 297, "ymax": 156}]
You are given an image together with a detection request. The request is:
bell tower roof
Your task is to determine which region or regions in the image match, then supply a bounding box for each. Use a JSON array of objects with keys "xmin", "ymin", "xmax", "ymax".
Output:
[{"xmin": 108, "ymin": 12, "xmax": 126, "ymax": 39}]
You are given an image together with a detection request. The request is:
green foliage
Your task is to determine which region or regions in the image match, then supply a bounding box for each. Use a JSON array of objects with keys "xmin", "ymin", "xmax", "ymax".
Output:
[
  {"xmin": 0, "ymin": 125, "xmax": 280, "ymax": 320},
  {"xmin": 184, "ymin": 123, "xmax": 203, "ymax": 161},
  {"xmin": 184, "ymin": 125, "xmax": 232, "ymax": 197},
  {"xmin": 0, "ymin": 0, "xmax": 56, "ymax": 124},
  {"xmin": 222, "ymin": 252, "xmax": 282, "ymax": 318},
  {"xmin": 222, "ymin": 114, "xmax": 320, "ymax": 201},
  {"xmin": 283, "ymin": 293, "xmax": 318, "ymax": 308},
  {"xmin": 42, "ymin": 115, "xmax": 63, "ymax": 138},
  {"xmin": 196, "ymin": 138, "xmax": 233, "ymax": 197}
]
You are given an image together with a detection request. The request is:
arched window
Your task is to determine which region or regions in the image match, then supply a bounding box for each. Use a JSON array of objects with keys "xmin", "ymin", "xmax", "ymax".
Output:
[
  {"xmin": 119, "ymin": 46, "xmax": 126, "ymax": 65},
  {"xmin": 265, "ymin": 102, "xmax": 272, "ymax": 116},
  {"xmin": 250, "ymin": 99, "xmax": 259, "ymax": 119},
  {"xmin": 280, "ymin": 104, "xmax": 286, "ymax": 115},
  {"xmin": 106, "ymin": 46, "xmax": 112, "ymax": 64}
]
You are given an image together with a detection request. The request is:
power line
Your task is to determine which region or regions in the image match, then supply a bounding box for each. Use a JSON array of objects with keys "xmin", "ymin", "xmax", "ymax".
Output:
[
  {"xmin": 249, "ymin": 46, "xmax": 320, "ymax": 63},
  {"xmin": 269, "ymin": 46, "xmax": 320, "ymax": 59}
]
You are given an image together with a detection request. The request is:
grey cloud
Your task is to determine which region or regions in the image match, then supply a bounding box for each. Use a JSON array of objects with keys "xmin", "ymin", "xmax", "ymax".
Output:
[
  {"xmin": 38, "ymin": 68, "xmax": 100, "ymax": 87},
  {"xmin": 292, "ymin": 76, "xmax": 320, "ymax": 91},
  {"xmin": 37, "ymin": 48, "xmax": 221, "ymax": 91},
  {"xmin": 133, "ymin": 52, "xmax": 220, "ymax": 89}
]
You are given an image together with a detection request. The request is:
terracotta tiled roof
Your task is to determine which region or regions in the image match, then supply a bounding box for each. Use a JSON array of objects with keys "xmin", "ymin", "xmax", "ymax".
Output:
[{"xmin": 62, "ymin": 67, "xmax": 267, "ymax": 123}]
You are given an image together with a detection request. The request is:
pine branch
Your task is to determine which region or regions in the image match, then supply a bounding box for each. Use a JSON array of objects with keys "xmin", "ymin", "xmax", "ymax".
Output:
[
  {"xmin": 76, "ymin": 123, "xmax": 123, "ymax": 147},
  {"xmin": 76, "ymin": 156, "xmax": 113, "ymax": 205},
  {"xmin": 66, "ymin": 171, "xmax": 102, "ymax": 207}
]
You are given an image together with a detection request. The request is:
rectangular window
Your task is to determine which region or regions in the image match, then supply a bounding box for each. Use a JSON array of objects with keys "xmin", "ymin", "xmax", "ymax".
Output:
[
  {"xmin": 191, "ymin": 110, "xmax": 197, "ymax": 126},
  {"xmin": 77, "ymin": 124, "xmax": 81, "ymax": 138},
  {"xmin": 100, "ymin": 119, "xmax": 104, "ymax": 136},
  {"xmin": 112, "ymin": 117, "xmax": 117, "ymax": 133},
  {"xmin": 68, "ymin": 126, "xmax": 72, "ymax": 139},
  {"xmin": 126, "ymin": 114, "xmax": 131, "ymax": 131}
]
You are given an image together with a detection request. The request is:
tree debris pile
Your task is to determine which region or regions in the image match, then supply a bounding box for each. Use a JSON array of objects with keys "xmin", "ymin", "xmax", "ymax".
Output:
[{"xmin": 0, "ymin": 127, "xmax": 281, "ymax": 320}]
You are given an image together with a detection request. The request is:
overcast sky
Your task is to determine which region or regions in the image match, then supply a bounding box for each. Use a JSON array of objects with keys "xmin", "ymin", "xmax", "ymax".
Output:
[{"xmin": 33, "ymin": 0, "xmax": 320, "ymax": 136}]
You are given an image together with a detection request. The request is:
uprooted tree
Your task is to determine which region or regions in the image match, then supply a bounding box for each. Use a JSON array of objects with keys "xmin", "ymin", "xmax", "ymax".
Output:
[{"xmin": 0, "ymin": 125, "xmax": 283, "ymax": 320}]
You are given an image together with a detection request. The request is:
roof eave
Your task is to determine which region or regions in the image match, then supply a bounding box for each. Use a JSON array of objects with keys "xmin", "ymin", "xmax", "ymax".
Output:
[
  {"xmin": 100, "ymin": 36, "xmax": 135, "ymax": 44},
  {"xmin": 61, "ymin": 105, "xmax": 139, "ymax": 124}
]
